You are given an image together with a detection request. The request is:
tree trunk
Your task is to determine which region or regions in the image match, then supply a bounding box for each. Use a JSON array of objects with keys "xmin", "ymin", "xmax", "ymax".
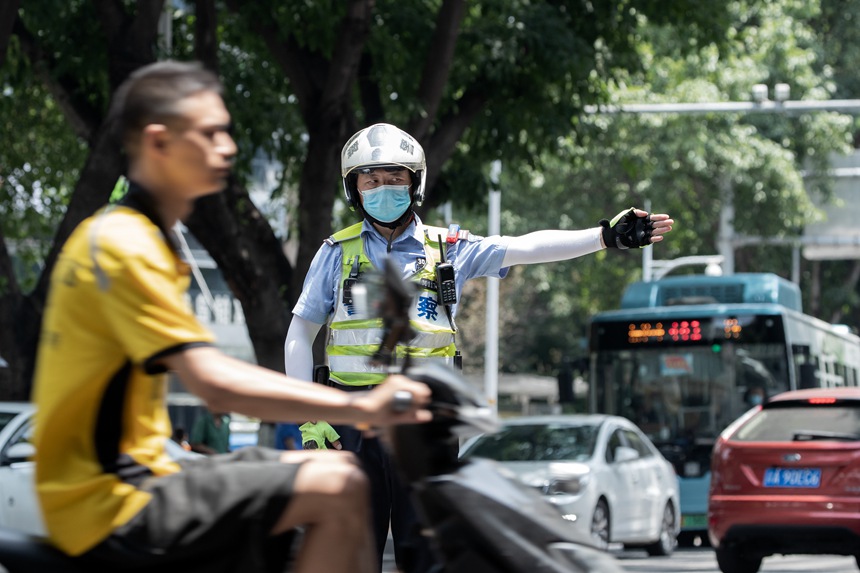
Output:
[
  {"xmin": 0, "ymin": 5, "xmax": 146, "ymax": 400},
  {"xmin": 0, "ymin": 124, "xmax": 124, "ymax": 400},
  {"xmin": 0, "ymin": 224, "xmax": 29, "ymax": 401},
  {"xmin": 185, "ymin": 185, "xmax": 294, "ymax": 372},
  {"xmin": 188, "ymin": 1, "xmax": 298, "ymax": 373},
  {"xmin": 0, "ymin": 0, "xmax": 19, "ymax": 65}
]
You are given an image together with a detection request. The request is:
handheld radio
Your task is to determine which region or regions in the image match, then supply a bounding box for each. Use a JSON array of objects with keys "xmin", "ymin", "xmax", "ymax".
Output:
[
  {"xmin": 342, "ymin": 255, "xmax": 362, "ymax": 309},
  {"xmin": 436, "ymin": 234, "xmax": 457, "ymax": 305}
]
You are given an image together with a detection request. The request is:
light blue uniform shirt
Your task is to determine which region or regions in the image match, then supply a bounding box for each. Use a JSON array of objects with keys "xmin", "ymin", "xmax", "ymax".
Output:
[{"xmin": 293, "ymin": 216, "xmax": 510, "ymax": 325}]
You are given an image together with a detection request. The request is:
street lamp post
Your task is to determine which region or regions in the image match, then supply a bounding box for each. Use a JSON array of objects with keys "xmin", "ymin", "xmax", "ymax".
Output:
[
  {"xmin": 485, "ymin": 160, "xmax": 502, "ymax": 414},
  {"xmin": 584, "ymin": 85, "xmax": 860, "ymax": 116},
  {"xmin": 585, "ymin": 100, "xmax": 860, "ymax": 115}
]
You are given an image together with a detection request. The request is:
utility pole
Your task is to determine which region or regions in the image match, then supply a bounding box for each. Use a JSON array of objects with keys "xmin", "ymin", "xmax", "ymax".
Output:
[
  {"xmin": 718, "ymin": 177, "xmax": 735, "ymax": 275},
  {"xmin": 485, "ymin": 160, "xmax": 502, "ymax": 414}
]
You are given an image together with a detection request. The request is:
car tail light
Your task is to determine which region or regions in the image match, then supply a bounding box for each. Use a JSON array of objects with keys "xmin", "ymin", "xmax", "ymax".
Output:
[{"xmin": 807, "ymin": 397, "xmax": 837, "ymax": 405}]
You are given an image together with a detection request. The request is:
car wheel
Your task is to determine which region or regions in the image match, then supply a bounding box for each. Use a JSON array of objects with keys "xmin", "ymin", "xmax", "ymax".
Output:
[
  {"xmin": 715, "ymin": 546, "xmax": 762, "ymax": 573},
  {"xmin": 645, "ymin": 502, "xmax": 676, "ymax": 557},
  {"xmin": 590, "ymin": 498, "xmax": 610, "ymax": 551}
]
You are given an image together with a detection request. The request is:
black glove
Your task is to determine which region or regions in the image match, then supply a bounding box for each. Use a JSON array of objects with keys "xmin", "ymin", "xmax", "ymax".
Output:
[{"xmin": 599, "ymin": 208, "xmax": 654, "ymax": 249}]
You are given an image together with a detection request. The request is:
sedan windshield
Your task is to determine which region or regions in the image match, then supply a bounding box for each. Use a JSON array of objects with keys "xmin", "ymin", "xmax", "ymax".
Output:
[{"xmin": 463, "ymin": 423, "xmax": 599, "ymax": 462}]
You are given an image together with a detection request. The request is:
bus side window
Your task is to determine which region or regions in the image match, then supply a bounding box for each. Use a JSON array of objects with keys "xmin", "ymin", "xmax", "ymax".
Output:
[{"xmin": 799, "ymin": 363, "xmax": 817, "ymax": 389}]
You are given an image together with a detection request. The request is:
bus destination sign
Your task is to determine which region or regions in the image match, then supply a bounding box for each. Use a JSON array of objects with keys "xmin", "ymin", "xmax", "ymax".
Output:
[{"xmin": 592, "ymin": 314, "xmax": 783, "ymax": 350}]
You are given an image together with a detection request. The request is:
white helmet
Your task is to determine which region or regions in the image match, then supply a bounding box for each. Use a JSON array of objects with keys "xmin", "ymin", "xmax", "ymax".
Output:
[{"xmin": 340, "ymin": 123, "xmax": 427, "ymax": 211}]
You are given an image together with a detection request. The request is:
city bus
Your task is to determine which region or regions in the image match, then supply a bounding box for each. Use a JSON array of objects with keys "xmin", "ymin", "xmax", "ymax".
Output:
[{"xmin": 587, "ymin": 272, "xmax": 860, "ymax": 544}]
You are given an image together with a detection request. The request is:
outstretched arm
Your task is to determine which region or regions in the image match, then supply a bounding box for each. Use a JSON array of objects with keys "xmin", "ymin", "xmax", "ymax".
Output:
[
  {"xmin": 502, "ymin": 228, "xmax": 603, "ymax": 267},
  {"xmin": 502, "ymin": 209, "xmax": 673, "ymax": 267}
]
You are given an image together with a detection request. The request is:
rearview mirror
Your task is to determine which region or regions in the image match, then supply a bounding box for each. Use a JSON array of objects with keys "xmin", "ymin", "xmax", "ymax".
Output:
[
  {"xmin": 614, "ymin": 446, "xmax": 639, "ymax": 463},
  {"xmin": 4, "ymin": 442, "xmax": 36, "ymax": 464}
]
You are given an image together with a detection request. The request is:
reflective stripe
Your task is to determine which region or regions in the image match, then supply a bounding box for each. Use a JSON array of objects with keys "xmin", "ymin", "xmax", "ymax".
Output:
[
  {"xmin": 330, "ymin": 355, "xmax": 454, "ymax": 373},
  {"xmin": 329, "ymin": 353, "xmax": 455, "ymax": 385},
  {"xmin": 329, "ymin": 344, "xmax": 456, "ymax": 386},
  {"xmin": 330, "ymin": 372, "xmax": 387, "ymax": 386},
  {"xmin": 330, "ymin": 328, "xmax": 455, "ymax": 350},
  {"xmin": 328, "ymin": 343, "xmax": 456, "ymax": 359}
]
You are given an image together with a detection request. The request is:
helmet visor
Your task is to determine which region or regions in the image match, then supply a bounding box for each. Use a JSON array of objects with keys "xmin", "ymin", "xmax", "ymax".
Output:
[{"xmin": 348, "ymin": 162, "xmax": 419, "ymax": 177}]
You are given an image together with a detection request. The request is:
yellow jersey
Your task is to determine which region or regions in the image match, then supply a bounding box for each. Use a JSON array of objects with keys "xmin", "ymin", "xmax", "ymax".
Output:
[{"xmin": 32, "ymin": 201, "xmax": 215, "ymax": 555}]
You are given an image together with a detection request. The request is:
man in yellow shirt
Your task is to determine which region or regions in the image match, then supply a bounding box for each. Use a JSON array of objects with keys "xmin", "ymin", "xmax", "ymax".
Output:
[{"xmin": 31, "ymin": 60, "xmax": 430, "ymax": 573}]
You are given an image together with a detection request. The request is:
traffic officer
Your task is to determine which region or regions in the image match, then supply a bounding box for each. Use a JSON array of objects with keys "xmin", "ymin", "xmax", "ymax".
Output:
[{"xmin": 284, "ymin": 122, "xmax": 674, "ymax": 571}]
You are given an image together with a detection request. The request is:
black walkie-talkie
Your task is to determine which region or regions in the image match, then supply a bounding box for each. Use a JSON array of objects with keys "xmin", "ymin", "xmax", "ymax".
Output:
[
  {"xmin": 436, "ymin": 236, "xmax": 457, "ymax": 305},
  {"xmin": 342, "ymin": 255, "xmax": 361, "ymax": 310}
]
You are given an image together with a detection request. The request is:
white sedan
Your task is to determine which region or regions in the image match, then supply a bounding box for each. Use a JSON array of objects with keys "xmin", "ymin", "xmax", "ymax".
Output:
[
  {"xmin": 460, "ymin": 414, "xmax": 680, "ymax": 556},
  {"xmin": 0, "ymin": 402, "xmax": 199, "ymax": 536}
]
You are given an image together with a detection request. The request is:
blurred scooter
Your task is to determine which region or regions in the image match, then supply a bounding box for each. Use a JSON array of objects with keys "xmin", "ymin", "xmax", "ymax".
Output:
[{"xmin": 356, "ymin": 259, "xmax": 624, "ymax": 573}]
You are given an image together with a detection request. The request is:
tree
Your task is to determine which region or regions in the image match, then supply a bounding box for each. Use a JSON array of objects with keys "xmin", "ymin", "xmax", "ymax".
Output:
[
  {"xmin": 0, "ymin": 0, "xmax": 737, "ymax": 399},
  {"xmin": 1, "ymin": 1, "xmax": 163, "ymax": 398},
  {"xmin": 451, "ymin": 0, "xmax": 856, "ymax": 376}
]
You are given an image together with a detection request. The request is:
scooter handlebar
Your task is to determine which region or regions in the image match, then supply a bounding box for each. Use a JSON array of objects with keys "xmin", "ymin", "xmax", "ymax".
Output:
[{"xmin": 391, "ymin": 389, "xmax": 414, "ymax": 414}]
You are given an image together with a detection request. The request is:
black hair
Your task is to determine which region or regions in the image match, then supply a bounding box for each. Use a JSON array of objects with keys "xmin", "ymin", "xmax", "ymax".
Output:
[{"xmin": 107, "ymin": 60, "xmax": 223, "ymax": 157}]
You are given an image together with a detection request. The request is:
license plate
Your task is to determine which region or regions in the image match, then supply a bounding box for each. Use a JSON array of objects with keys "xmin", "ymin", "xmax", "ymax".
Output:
[
  {"xmin": 763, "ymin": 467, "xmax": 821, "ymax": 488},
  {"xmin": 681, "ymin": 514, "xmax": 708, "ymax": 529}
]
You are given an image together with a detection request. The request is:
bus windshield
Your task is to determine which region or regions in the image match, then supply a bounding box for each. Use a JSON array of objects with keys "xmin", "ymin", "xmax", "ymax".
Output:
[
  {"xmin": 593, "ymin": 338, "xmax": 791, "ymax": 482},
  {"xmin": 593, "ymin": 342, "xmax": 789, "ymax": 447}
]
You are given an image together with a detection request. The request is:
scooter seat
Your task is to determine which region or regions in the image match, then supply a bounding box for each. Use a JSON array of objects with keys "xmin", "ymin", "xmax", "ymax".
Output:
[{"xmin": 0, "ymin": 527, "xmax": 87, "ymax": 572}]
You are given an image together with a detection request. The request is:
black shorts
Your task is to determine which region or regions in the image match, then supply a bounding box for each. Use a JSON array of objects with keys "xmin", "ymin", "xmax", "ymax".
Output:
[{"xmin": 78, "ymin": 447, "xmax": 302, "ymax": 573}]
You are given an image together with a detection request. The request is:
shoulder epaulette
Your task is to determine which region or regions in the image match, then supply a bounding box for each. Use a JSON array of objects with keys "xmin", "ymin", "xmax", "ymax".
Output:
[
  {"xmin": 324, "ymin": 222, "xmax": 364, "ymax": 246},
  {"xmin": 424, "ymin": 223, "xmax": 471, "ymax": 244}
]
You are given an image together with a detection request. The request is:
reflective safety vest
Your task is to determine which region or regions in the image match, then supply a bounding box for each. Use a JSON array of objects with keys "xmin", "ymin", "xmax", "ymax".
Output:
[{"xmin": 325, "ymin": 222, "xmax": 457, "ymax": 386}]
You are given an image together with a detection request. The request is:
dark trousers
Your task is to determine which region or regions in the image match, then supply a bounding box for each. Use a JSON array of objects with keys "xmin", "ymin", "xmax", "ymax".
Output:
[{"xmin": 332, "ymin": 423, "xmax": 440, "ymax": 573}]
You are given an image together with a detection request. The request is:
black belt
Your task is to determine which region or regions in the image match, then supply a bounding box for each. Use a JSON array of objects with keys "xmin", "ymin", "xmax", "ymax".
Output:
[{"xmin": 321, "ymin": 379, "xmax": 376, "ymax": 392}]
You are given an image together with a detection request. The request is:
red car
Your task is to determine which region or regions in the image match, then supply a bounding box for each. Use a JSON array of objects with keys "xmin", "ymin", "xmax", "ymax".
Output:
[{"xmin": 708, "ymin": 387, "xmax": 860, "ymax": 573}]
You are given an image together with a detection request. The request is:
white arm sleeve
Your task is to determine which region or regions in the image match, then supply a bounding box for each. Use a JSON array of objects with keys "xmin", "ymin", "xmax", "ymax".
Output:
[
  {"xmin": 284, "ymin": 315, "xmax": 323, "ymax": 381},
  {"xmin": 501, "ymin": 228, "xmax": 605, "ymax": 268}
]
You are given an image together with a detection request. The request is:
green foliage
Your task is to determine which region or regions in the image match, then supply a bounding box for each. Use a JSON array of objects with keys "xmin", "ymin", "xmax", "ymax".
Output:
[
  {"xmin": 355, "ymin": 0, "xmax": 735, "ymax": 208},
  {"xmin": 17, "ymin": 2, "xmax": 111, "ymax": 115},
  {"xmin": 3, "ymin": 0, "xmax": 858, "ymax": 380},
  {"xmin": 0, "ymin": 37, "xmax": 87, "ymax": 290},
  {"xmin": 811, "ymin": 0, "xmax": 860, "ymax": 139},
  {"xmin": 226, "ymin": 12, "xmax": 315, "ymax": 165},
  {"xmin": 1, "ymin": 1, "xmax": 117, "ymax": 288},
  {"xmin": 812, "ymin": 0, "xmax": 860, "ymax": 100},
  {"xmin": 450, "ymin": 0, "xmax": 856, "ymax": 376}
]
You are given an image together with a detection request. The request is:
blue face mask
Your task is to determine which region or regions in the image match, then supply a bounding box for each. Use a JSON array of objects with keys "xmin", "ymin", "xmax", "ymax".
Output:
[
  {"xmin": 749, "ymin": 394, "xmax": 763, "ymax": 406},
  {"xmin": 360, "ymin": 185, "xmax": 412, "ymax": 223}
]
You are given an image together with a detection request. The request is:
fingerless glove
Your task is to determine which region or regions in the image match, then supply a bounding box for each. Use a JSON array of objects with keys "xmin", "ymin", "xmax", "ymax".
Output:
[{"xmin": 599, "ymin": 208, "xmax": 654, "ymax": 249}]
